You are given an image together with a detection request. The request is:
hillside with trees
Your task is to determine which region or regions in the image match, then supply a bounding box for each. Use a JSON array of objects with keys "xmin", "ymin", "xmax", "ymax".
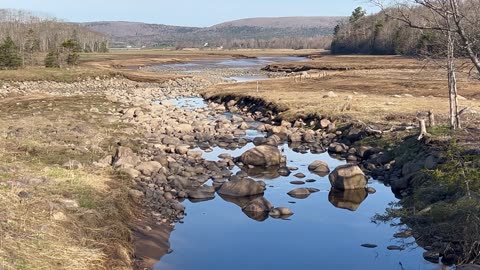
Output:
[
  {"xmin": 331, "ymin": 3, "xmax": 480, "ymax": 57},
  {"xmin": 81, "ymin": 16, "xmax": 343, "ymax": 49},
  {"xmin": 0, "ymin": 9, "xmax": 108, "ymax": 69}
]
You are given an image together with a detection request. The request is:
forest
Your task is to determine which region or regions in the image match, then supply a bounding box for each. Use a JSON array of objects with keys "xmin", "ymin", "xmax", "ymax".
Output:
[
  {"xmin": 331, "ymin": 2, "xmax": 480, "ymax": 57},
  {"xmin": 0, "ymin": 9, "xmax": 108, "ymax": 69}
]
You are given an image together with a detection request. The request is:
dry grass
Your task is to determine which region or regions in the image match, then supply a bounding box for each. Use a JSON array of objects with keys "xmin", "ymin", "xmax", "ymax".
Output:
[
  {"xmin": 203, "ymin": 56, "xmax": 480, "ymax": 128},
  {"xmin": 0, "ymin": 94, "xmax": 142, "ymax": 270}
]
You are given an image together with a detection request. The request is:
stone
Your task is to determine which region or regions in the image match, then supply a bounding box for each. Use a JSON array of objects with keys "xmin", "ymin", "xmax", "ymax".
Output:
[
  {"xmin": 270, "ymin": 207, "xmax": 294, "ymax": 217},
  {"xmin": 422, "ymin": 251, "xmax": 440, "ymax": 263},
  {"xmin": 290, "ymin": 180, "xmax": 305, "ymax": 185},
  {"xmin": 287, "ymin": 188, "xmax": 316, "ymax": 199},
  {"xmin": 308, "ymin": 160, "xmax": 330, "ymax": 176},
  {"xmin": 361, "ymin": 244, "xmax": 378, "ymax": 248},
  {"xmin": 366, "ymin": 187, "xmax": 377, "ymax": 194},
  {"xmin": 293, "ymin": 172, "xmax": 306, "ymax": 178},
  {"xmin": 387, "ymin": 245, "xmax": 405, "ymax": 251},
  {"xmin": 242, "ymin": 197, "xmax": 273, "ymax": 213},
  {"xmin": 323, "ymin": 91, "xmax": 338, "ymax": 98},
  {"xmin": 188, "ymin": 186, "xmax": 216, "ymax": 200},
  {"xmin": 238, "ymin": 145, "xmax": 283, "ymax": 167},
  {"xmin": 328, "ymin": 164, "xmax": 367, "ymax": 190},
  {"xmin": 217, "ymin": 178, "xmax": 266, "ymax": 197},
  {"xmin": 113, "ymin": 146, "xmax": 140, "ymax": 168},
  {"xmin": 135, "ymin": 161, "xmax": 162, "ymax": 176}
]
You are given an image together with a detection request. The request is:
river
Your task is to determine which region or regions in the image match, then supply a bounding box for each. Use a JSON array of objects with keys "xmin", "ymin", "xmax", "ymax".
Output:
[{"xmin": 151, "ymin": 57, "xmax": 443, "ymax": 270}]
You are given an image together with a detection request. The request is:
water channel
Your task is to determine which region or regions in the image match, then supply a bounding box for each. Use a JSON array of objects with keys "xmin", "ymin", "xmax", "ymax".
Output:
[{"xmin": 153, "ymin": 57, "xmax": 442, "ymax": 270}]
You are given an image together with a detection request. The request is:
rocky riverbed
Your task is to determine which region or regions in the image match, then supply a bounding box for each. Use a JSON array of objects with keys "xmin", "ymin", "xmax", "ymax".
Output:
[{"xmin": 0, "ymin": 60, "xmax": 461, "ymax": 269}]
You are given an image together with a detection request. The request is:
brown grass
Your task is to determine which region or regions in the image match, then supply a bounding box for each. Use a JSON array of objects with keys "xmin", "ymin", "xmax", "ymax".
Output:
[
  {"xmin": 0, "ymin": 94, "xmax": 142, "ymax": 270},
  {"xmin": 203, "ymin": 56, "xmax": 480, "ymax": 128}
]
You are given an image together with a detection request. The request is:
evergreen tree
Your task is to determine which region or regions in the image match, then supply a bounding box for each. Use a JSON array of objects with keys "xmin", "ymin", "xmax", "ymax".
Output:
[
  {"xmin": 0, "ymin": 36, "xmax": 22, "ymax": 69},
  {"xmin": 62, "ymin": 39, "xmax": 81, "ymax": 66},
  {"xmin": 44, "ymin": 50, "xmax": 61, "ymax": 68}
]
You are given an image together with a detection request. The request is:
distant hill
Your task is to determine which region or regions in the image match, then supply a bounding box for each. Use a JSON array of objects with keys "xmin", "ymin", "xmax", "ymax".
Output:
[{"xmin": 81, "ymin": 16, "xmax": 345, "ymax": 49}]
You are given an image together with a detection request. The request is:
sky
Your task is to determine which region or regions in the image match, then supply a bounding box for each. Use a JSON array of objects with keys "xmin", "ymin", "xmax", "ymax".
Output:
[{"xmin": 1, "ymin": 0, "xmax": 377, "ymax": 27}]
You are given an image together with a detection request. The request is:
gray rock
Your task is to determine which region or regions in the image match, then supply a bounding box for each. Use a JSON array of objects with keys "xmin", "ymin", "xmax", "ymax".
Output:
[
  {"xmin": 242, "ymin": 197, "xmax": 273, "ymax": 213},
  {"xmin": 308, "ymin": 160, "xmax": 330, "ymax": 176},
  {"xmin": 217, "ymin": 178, "xmax": 266, "ymax": 197},
  {"xmin": 328, "ymin": 164, "xmax": 367, "ymax": 190},
  {"xmin": 239, "ymin": 145, "xmax": 283, "ymax": 167}
]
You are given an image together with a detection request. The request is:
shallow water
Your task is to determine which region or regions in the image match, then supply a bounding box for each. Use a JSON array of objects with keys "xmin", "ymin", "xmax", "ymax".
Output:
[
  {"xmin": 151, "ymin": 95, "xmax": 444, "ymax": 270},
  {"xmin": 153, "ymin": 56, "xmax": 307, "ymax": 74},
  {"xmin": 155, "ymin": 143, "xmax": 439, "ymax": 270}
]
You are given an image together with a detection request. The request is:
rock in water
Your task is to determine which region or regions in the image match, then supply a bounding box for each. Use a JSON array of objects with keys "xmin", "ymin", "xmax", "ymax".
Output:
[
  {"xmin": 238, "ymin": 145, "xmax": 283, "ymax": 167},
  {"xmin": 217, "ymin": 178, "xmax": 266, "ymax": 197},
  {"xmin": 328, "ymin": 164, "xmax": 367, "ymax": 190},
  {"xmin": 308, "ymin": 160, "xmax": 330, "ymax": 176},
  {"xmin": 287, "ymin": 188, "xmax": 312, "ymax": 199},
  {"xmin": 242, "ymin": 197, "xmax": 273, "ymax": 213}
]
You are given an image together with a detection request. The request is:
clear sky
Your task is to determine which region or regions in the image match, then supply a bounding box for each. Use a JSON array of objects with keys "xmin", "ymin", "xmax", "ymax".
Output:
[{"xmin": 2, "ymin": 0, "xmax": 377, "ymax": 27}]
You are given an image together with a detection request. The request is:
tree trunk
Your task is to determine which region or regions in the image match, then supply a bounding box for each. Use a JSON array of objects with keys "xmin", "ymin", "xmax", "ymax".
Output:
[{"xmin": 447, "ymin": 29, "xmax": 460, "ymax": 129}]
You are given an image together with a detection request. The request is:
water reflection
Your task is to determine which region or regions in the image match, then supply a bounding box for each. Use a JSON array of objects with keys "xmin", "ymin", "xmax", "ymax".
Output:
[{"xmin": 328, "ymin": 188, "xmax": 368, "ymax": 211}]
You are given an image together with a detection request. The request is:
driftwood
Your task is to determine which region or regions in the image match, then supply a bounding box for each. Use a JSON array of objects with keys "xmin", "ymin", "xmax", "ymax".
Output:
[{"xmin": 428, "ymin": 110, "xmax": 435, "ymax": 127}]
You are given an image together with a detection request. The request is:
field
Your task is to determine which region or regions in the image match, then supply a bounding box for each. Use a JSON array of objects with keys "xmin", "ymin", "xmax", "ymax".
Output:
[{"xmin": 203, "ymin": 55, "xmax": 480, "ymax": 129}]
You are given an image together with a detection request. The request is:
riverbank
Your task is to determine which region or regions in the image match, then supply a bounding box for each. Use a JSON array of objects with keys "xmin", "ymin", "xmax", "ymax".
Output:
[{"xmin": 1, "ymin": 52, "xmax": 479, "ymax": 269}]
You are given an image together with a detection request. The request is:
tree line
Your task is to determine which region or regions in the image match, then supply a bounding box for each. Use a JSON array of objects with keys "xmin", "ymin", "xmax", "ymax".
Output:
[{"xmin": 0, "ymin": 9, "xmax": 108, "ymax": 69}]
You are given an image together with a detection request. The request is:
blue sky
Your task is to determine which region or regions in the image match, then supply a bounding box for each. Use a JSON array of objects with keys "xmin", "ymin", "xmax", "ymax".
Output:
[{"xmin": 2, "ymin": 0, "xmax": 376, "ymax": 26}]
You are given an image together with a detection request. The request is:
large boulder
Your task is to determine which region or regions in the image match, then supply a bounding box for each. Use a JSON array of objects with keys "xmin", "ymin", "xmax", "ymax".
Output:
[
  {"xmin": 328, "ymin": 164, "xmax": 367, "ymax": 190},
  {"xmin": 308, "ymin": 160, "xmax": 330, "ymax": 176},
  {"xmin": 217, "ymin": 178, "xmax": 266, "ymax": 197},
  {"xmin": 238, "ymin": 145, "xmax": 284, "ymax": 167},
  {"xmin": 188, "ymin": 186, "xmax": 216, "ymax": 201},
  {"xmin": 112, "ymin": 146, "xmax": 140, "ymax": 168}
]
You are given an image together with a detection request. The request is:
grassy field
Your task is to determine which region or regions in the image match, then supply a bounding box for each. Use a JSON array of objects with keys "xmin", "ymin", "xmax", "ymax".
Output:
[
  {"xmin": 0, "ymin": 94, "xmax": 143, "ymax": 270},
  {"xmin": 203, "ymin": 55, "xmax": 480, "ymax": 129}
]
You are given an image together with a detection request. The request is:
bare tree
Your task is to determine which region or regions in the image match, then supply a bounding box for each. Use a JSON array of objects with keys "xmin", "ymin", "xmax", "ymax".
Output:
[{"xmin": 370, "ymin": 0, "xmax": 480, "ymax": 129}]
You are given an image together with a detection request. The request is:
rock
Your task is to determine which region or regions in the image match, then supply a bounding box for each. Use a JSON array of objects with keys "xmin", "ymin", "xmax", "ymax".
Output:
[
  {"xmin": 128, "ymin": 189, "xmax": 144, "ymax": 204},
  {"xmin": 308, "ymin": 160, "xmax": 330, "ymax": 176},
  {"xmin": 361, "ymin": 244, "xmax": 378, "ymax": 248},
  {"xmin": 287, "ymin": 188, "xmax": 318, "ymax": 199},
  {"xmin": 242, "ymin": 197, "xmax": 273, "ymax": 213},
  {"xmin": 217, "ymin": 178, "xmax": 266, "ymax": 197},
  {"xmin": 175, "ymin": 145, "xmax": 190, "ymax": 155},
  {"xmin": 288, "ymin": 132, "xmax": 302, "ymax": 142},
  {"xmin": 270, "ymin": 207, "xmax": 293, "ymax": 218},
  {"xmin": 323, "ymin": 91, "xmax": 337, "ymax": 98},
  {"xmin": 387, "ymin": 245, "xmax": 405, "ymax": 251},
  {"xmin": 290, "ymin": 180, "xmax": 305, "ymax": 185},
  {"xmin": 188, "ymin": 186, "xmax": 216, "ymax": 201},
  {"xmin": 135, "ymin": 161, "xmax": 162, "ymax": 176},
  {"xmin": 320, "ymin": 118, "xmax": 331, "ymax": 129},
  {"xmin": 293, "ymin": 172, "xmax": 306, "ymax": 178},
  {"xmin": 278, "ymin": 167, "xmax": 291, "ymax": 176},
  {"xmin": 18, "ymin": 191, "xmax": 29, "ymax": 199},
  {"xmin": 113, "ymin": 146, "xmax": 140, "ymax": 168},
  {"xmin": 238, "ymin": 145, "xmax": 283, "ymax": 167},
  {"xmin": 366, "ymin": 187, "xmax": 377, "ymax": 194},
  {"xmin": 422, "ymin": 251, "xmax": 440, "ymax": 263},
  {"xmin": 62, "ymin": 160, "xmax": 83, "ymax": 170},
  {"xmin": 328, "ymin": 164, "xmax": 367, "ymax": 190}
]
